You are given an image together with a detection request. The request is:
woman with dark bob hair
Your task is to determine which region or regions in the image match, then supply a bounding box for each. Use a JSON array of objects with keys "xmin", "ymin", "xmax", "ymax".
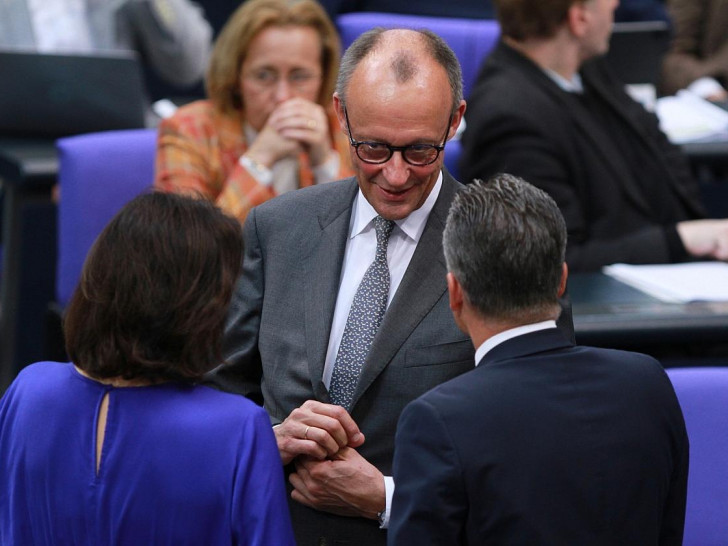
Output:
[
  {"xmin": 0, "ymin": 192, "xmax": 295, "ymax": 545},
  {"xmin": 155, "ymin": 0, "xmax": 353, "ymax": 225}
]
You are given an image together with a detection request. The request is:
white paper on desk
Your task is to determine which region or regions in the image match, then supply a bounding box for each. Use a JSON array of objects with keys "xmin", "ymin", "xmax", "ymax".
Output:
[
  {"xmin": 655, "ymin": 90, "xmax": 728, "ymax": 144},
  {"xmin": 603, "ymin": 262, "xmax": 728, "ymax": 303}
]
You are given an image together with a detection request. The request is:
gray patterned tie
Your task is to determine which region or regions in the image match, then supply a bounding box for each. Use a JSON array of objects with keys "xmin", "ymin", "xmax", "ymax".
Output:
[{"xmin": 329, "ymin": 216, "xmax": 395, "ymax": 410}]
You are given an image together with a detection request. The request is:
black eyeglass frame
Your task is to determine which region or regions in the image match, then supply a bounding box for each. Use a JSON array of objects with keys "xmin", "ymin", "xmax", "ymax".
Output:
[{"xmin": 343, "ymin": 106, "xmax": 453, "ymax": 166}]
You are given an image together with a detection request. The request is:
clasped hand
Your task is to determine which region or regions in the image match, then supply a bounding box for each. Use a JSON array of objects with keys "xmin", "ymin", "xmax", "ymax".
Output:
[
  {"xmin": 274, "ymin": 400, "xmax": 385, "ymax": 519},
  {"xmin": 290, "ymin": 448, "xmax": 385, "ymax": 519},
  {"xmin": 274, "ymin": 400, "xmax": 364, "ymax": 465},
  {"xmin": 247, "ymin": 97, "xmax": 331, "ymax": 168}
]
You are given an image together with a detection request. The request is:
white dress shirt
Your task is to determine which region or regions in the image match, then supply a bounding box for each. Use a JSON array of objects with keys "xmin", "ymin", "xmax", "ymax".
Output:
[
  {"xmin": 323, "ymin": 172, "xmax": 443, "ymax": 386},
  {"xmin": 322, "ymin": 171, "xmax": 443, "ymax": 528},
  {"xmin": 474, "ymin": 320, "xmax": 558, "ymax": 366},
  {"xmin": 544, "ymin": 68, "xmax": 584, "ymax": 94}
]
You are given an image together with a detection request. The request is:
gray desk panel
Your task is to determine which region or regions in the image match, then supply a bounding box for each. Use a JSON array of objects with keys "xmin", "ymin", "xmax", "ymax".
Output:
[
  {"xmin": 0, "ymin": 139, "xmax": 58, "ymax": 393},
  {"xmin": 570, "ymin": 273, "xmax": 728, "ymax": 347}
]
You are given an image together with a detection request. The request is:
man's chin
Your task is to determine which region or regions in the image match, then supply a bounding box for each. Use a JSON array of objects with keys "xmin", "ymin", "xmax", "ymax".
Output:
[{"xmin": 375, "ymin": 206, "xmax": 411, "ymax": 221}]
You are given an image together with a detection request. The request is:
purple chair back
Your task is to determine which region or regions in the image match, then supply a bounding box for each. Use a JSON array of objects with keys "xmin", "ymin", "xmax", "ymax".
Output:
[
  {"xmin": 444, "ymin": 139, "xmax": 462, "ymax": 180},
  {"xmin": 335, "ymin": 12, "xmax": 500, "ymax": 99},
  {"xmin": 56, "ymin": 129, "xmax": 156, "ymax": 307},
  {"xmin": 666, "ymin": 367, "xmax": 728, "ymax": 545}
]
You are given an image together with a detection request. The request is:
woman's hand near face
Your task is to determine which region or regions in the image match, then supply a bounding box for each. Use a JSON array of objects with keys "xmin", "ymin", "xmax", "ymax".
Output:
[
  {"xmin": 245, "ymin": 115, "xmax": 304, "ymax": 168},
  {"xmin": 246, "ymin": 97, "xmax": 333, "ymax": 168},
  {"xmin": 267, "ymin": 98, "xmax": 332, "ymax": 166}
]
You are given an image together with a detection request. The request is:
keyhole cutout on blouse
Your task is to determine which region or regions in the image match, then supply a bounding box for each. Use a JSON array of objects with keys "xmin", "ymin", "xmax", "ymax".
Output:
[{"xmin": 95, "ymin": 392, "xmax": 110, "ymax": 476}]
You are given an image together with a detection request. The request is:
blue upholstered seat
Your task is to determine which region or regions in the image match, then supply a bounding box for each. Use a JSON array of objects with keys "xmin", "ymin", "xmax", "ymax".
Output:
[
  {"xmin": 56, "ymin": 129, "xmax": 156, "ymax": 307},
  {"xmin": 666, "ymin": 367, "xmax": 728, "ymax": 545}
]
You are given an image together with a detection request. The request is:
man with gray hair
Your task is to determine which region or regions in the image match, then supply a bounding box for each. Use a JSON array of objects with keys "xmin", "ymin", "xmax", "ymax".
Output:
[
  {"xmin": 389, "ymin": 174, "xmax": 689, "ymax": 545},
  {"xmin": 213, "ymin": 29, "xmax": 573, "ymax": 545}
]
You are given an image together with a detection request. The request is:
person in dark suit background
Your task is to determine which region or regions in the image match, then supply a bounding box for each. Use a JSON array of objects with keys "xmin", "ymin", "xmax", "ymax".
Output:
[
  {"xmin": 460, "ymin": 0, "xmax": 728, "ymax": 272},
  {"xmin": 209, "ymin": 26, "xmax": 574, "ymax": 546},
  {"xmin": 389, "ymin": 174, "xmax": 689, "ymax": 545}
]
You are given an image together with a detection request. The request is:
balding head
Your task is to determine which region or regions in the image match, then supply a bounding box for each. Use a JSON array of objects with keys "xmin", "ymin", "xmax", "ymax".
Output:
[
  {"xmin": 335, "ymin": 28, "xmax": 463, "ymax": 115},
  {"xmin": 332, "ymin": 28, "xmax": 466, "ymax": 221}
]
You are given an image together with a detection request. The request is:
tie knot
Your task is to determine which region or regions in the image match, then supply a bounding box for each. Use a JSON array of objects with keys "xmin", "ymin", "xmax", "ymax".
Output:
[{"xmin": 373, "ymin": 216, "xmax": 395, "ymax": 245}]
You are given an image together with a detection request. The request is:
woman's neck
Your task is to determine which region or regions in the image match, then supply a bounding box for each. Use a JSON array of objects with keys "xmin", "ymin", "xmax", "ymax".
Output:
[{"xmin": 74, "ymin": 365, "xmax": 156, "ymax": 387}]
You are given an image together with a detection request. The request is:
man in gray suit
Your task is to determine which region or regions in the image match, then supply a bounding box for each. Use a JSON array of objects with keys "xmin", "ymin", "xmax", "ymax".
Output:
[{"xmin": 215, "ymin": 28, "xmax": 572, "ymax": 546}]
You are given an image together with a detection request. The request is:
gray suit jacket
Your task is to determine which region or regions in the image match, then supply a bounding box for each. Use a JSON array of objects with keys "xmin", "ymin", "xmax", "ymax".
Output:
[
  {"xmin": 214, "ymin": 171, "xmax": 573, "ymax": 546},
  {"xmin": 0, "ymin": 0, "xmax": 211, "ymax": 87}
]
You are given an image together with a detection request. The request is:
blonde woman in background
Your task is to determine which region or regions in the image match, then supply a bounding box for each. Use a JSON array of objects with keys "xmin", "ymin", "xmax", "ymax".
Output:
[{"xmin": 155, "ymin": 0, "xmax": 353, "ymax": 224}]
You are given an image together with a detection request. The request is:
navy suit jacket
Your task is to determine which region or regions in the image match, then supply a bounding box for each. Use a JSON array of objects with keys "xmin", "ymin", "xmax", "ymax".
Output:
[{"xmin": 390, "ymin": 328, "xmax": 689, "ymax": 546}]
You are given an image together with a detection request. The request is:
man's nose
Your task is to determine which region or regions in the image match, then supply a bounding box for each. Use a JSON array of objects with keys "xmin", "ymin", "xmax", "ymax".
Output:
[{"xmin": 382, "ymin": 151, "xmax": 410, "ymax": 186}]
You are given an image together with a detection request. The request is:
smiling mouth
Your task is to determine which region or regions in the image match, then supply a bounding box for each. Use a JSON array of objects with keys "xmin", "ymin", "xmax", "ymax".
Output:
[{"xmin": 377, "ymin": 185, "xmax": 412, "ymax": 200}]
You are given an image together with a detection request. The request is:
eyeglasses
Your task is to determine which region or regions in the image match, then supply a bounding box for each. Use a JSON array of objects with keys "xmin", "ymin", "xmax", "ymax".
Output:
[
  {"xmin": 244, "ymin": 68, "xmax": 321, "ymax": 89},
  {"xmin": 344, "ymin": 106, "xmax": 452, "ymax": 166}
]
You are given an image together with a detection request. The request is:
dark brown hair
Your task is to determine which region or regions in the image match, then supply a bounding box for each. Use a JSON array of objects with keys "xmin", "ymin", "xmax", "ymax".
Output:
[
  {"xmin": 206, "ymin": 0, "xmax": 340, "ymax": 115},
  {"xmin": 64, "ymin": 192, "xmax": 243, "ymax": 383},
  {"xmin": 493, "ymin": 0, "xmax": 582, "ymax": 41}
]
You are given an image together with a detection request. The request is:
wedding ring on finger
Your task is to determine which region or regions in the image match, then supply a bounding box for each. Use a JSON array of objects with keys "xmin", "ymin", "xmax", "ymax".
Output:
[
  {"xmin": 304, "ymin": 425, "xmax": 311, "ymax": 440},
  {"xmin": 307, "ymin": 119, "xmax": 317, "ymax": 129}
]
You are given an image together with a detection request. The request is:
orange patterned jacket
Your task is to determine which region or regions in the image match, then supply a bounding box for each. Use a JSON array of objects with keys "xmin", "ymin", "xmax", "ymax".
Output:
[{"xmin": 155, "ymin": 100, "xmax": 353, "ymax": 224}]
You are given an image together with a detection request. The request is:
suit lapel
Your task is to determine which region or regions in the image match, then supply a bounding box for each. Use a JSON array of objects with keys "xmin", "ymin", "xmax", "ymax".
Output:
[
  {"xmin": 350, "ymin": 172, "xmax": 460, "ymax": 407},
  {"xmin": 303, "ymin": 180, "xmax": 358, "ymax": 401},
  {"xmin": 581, "ymin": 60, "xmax": 704, "ymax": 214}
]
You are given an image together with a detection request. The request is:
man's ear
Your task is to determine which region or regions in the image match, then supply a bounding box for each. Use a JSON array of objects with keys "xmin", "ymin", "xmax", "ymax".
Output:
[
  {"xmin": 567, "ymin": 1, "xmax": 589, "ymax": 38},
  {"xmin": 447, "ymin": 100, "xmax": 467, "ymax": 141},
  {"xmin": 333, "ymin": 93, "xmax": 347, "ymax": 135},
  {"xmin": 447, "ymin": 272, "xmax": 464, "ymax": 314},
  {"xmin": 558, "ymin": 262, "xmax": 568, "ymax": 297}
]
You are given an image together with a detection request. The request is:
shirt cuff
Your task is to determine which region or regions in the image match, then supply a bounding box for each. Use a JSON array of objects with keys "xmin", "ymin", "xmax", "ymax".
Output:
[
  {"xmin": 312, "ymin": 152, "xmax": 340, "ymax": 184},
  {"xmin": 686, "ymin": 77, "xmax": 725, "ymax": 99},
  {"xmin": 239, "ymin": 154, "xmax": 273, "ymax": 186},
  {"xmin": 378, "ymin": 475, "xmax": 394, "ymax": 529}
]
